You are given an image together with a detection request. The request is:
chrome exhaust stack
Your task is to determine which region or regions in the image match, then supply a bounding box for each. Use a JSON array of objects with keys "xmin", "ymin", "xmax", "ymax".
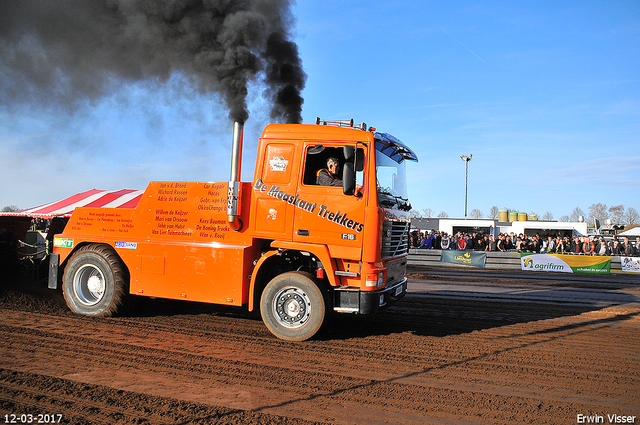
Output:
[{"xmin": 227, "ymin": 121, "xmax": 243, "ymax": 231}]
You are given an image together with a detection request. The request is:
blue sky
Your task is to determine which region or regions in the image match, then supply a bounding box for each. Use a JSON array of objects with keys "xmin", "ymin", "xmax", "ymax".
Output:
[{"xmin": 1, "ymin": 0, "xmax": 639, "ymax": 222}]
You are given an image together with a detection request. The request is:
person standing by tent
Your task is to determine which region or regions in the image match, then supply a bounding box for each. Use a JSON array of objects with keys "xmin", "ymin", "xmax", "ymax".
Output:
[
  {"xmin": 623, "ymin": 237, "xmax": 635, "ymax": 257},
  {"xmin": 441, "ymin": 233, "xmax": 451, "ymax": 250},
  {"xmin": 546, "ymin": 236, "xmax": 556, "ymax": 253},
  {"xmin": 583, "ymin": 237, "xmax": 595, "ymax": 255},
  {"xmin": 457, "ymin": 233, "xmax": 467, "ymax": 250},
  {"xmin": 595, "ymin": 237, "xmax": 611, "ymax": 256},
  {"xmin": 611, "ymin": 239, "xmax": 622, "ymax": 256},
  {"xmin": 420, "ymin": 232, "xmax": 433, "ymax": 249},
  {"xmin": 487, "ymin": 235, "xmax": 497, "ymax": 251},
  {"xmin": 572, "ymin": 236, "xmax": 583, "ymax": 254},
  {"xmin": 556, "ymin": 236, "xmax": 568, "ymax": 254}
]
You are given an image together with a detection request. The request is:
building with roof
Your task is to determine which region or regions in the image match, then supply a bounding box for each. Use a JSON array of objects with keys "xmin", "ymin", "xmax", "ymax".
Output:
[{"xmin": 412, "ymin": 217, "xmax": 588, "ymax": 238}]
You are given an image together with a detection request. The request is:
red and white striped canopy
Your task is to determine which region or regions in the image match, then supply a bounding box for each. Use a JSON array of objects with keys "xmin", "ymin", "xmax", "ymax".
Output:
[{"xmin": 1, "ymin": 189, "xmax": 144, "ymax": 219}]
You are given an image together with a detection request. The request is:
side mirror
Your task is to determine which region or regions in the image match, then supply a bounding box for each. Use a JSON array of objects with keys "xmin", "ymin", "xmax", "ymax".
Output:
[
  {"xmin": 344, "ymin": 145, "xmax": 364, "ymax": 171},
  {"xmin": 355, "ymin": 150, "xmax": 364, "ymax": 172},
  {"xmin": 343, "ymin": 146, "xmax": 355, "ymax": 162},
  {"xmin": 343, "ymin": 162, "xmax": 355, "ymax": 195}
]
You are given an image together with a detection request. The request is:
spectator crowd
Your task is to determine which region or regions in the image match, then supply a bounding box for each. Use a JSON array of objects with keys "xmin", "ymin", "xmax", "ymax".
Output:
[
  {"xmin": 30, "ymin": 218, "xmax": 52, "ymax": 233},
  {"xmin": 411, "ymin": 230, "xmax": 640, "ymax": 257}
]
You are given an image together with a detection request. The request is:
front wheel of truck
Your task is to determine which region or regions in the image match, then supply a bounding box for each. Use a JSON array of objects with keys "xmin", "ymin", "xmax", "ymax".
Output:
[
  {"xmin": 260, "ymin": 271, "xmax": 329, "ymax": 341},
  {"xmin": 62, "ymin": 244, "xmax": 126, "ymax": 317}
]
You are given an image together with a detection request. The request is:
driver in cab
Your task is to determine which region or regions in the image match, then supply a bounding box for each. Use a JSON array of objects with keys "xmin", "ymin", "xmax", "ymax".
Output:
[{"xmin": 316, "ymin": 157, "xmax": 342, "ymax": 187}]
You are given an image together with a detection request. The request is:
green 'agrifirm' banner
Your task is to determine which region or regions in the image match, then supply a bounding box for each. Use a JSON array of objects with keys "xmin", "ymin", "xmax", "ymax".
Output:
[
  {"xmin": 441, "ymin": 250, "xmax": 487, "ymax": 268},
  {"xmin": 520, "ymin": 253, "xmax": 611, "ymax": 274}
]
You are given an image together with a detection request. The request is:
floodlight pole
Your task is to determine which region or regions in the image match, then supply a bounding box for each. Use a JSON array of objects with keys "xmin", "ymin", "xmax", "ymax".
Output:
[{"xmin": 460, "ymin": 154, "xmax": 472, "ymax": 219}]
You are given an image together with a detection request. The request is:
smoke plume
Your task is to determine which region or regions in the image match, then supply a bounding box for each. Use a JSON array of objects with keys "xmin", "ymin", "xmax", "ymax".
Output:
[{"xmin": 0, "ymin": 0, "xmax": 306, "ymax": 123}]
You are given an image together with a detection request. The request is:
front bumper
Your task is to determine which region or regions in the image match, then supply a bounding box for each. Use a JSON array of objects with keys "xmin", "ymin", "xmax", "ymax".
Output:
[{"xmin": 333, "ymin": 277, "xmax": 407, "ymax": 314}]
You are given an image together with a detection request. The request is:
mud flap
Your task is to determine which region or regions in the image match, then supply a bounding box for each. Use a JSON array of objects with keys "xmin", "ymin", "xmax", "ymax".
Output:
[{"xmin": 48, "ymin": 253, "xmax": 59, "ymax": 289}]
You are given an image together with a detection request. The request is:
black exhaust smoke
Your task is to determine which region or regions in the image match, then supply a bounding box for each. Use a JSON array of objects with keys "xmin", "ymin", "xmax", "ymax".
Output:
[
  {"xmin": 0, "ymin": 0, "xmax": 306, "ymax": 124},
  {"xmin": 265, "ymin": 32, "xmax": 306, "ymax": 125}
]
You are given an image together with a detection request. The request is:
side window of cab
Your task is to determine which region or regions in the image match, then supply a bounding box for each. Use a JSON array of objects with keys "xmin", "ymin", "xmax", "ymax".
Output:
[
  {"xmin": 303, "ymin": 145, "xmax": 344, "ymax": 186},
  {"xmin": 302, "ymin": 145, "xmax": 365, "ymax": 190}
]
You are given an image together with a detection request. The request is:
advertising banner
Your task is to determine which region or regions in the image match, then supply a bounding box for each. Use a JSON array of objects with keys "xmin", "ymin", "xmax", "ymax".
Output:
[
  {"xmin": 441, "ymin": 250, "xmax": 487, "ymax": 268},
  {"xmin": 620, "ymin": 257, "xmax": 640, "ymax": 273},
  {"xmin": 520, "ymin": 253, "xmax": 611, "ymax": 274}
]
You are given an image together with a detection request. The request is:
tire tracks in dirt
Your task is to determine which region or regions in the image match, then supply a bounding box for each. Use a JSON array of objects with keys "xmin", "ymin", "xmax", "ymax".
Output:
[{"xmin": 1, "ymin": 270, "xmax": 639, "ymax": 424}]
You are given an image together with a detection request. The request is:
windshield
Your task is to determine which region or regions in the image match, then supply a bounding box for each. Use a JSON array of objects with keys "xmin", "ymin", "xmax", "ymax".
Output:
[{"xmin": 376, "ymin": 147, "xmax": 410, "ymax": 210}]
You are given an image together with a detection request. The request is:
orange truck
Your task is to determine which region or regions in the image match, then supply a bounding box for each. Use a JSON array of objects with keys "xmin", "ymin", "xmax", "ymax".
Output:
[{"xmin": 49, "ymin": 119, "xmax": 418, "ymax": 341}]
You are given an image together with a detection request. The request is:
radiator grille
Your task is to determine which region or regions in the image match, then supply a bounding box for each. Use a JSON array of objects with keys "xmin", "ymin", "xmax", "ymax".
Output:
[{"xmin": 381, "ymin": 221, "xmax": 410, "ymax": 258}]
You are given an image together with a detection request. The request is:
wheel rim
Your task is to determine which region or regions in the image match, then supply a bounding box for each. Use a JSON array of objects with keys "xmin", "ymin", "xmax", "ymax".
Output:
[
  {"xmin": 73, "ymin": 264, "xmax": 106, "ymax": 306},
  {"xmin": 272, "ymin": 287, "xmax": 311, "ymax": 329}
]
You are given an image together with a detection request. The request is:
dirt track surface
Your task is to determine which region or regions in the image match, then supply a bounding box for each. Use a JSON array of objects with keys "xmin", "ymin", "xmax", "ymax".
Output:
[{"xmin": 1, "ymin": 268, "xmax": 639, "ymax": 424}]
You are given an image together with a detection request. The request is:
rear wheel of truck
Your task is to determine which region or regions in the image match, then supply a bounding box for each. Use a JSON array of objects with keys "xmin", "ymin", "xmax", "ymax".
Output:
[
  {"xmin": 62, "ymin": 244, "xmax": 126, "ymax": 317},
  {"xmin": 260, "ymin": 271, "xmax": 329, "ymax": 341}
]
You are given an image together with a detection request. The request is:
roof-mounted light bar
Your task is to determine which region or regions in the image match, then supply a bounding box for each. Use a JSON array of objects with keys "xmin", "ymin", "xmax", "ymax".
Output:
[{"xmin": 315, "ymin": 117, "xmax": 369, "ymax": 131}]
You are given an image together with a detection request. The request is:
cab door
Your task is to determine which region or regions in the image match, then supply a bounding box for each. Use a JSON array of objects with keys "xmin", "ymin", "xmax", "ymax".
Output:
[{"xmin": 293, "ymin": 144, "xmax": 366, "ymax": 261}]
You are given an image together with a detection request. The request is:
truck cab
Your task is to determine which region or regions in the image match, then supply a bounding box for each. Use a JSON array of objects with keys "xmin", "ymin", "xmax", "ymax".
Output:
[{"xmin": 248, "ymin": 120, "xmax": 417, "ymax": 338}]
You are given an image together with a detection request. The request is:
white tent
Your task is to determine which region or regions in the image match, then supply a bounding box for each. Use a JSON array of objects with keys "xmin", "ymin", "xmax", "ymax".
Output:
[{"xmin": 618, "ymin": 227, "xmax": 640, "ymax": 237}]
